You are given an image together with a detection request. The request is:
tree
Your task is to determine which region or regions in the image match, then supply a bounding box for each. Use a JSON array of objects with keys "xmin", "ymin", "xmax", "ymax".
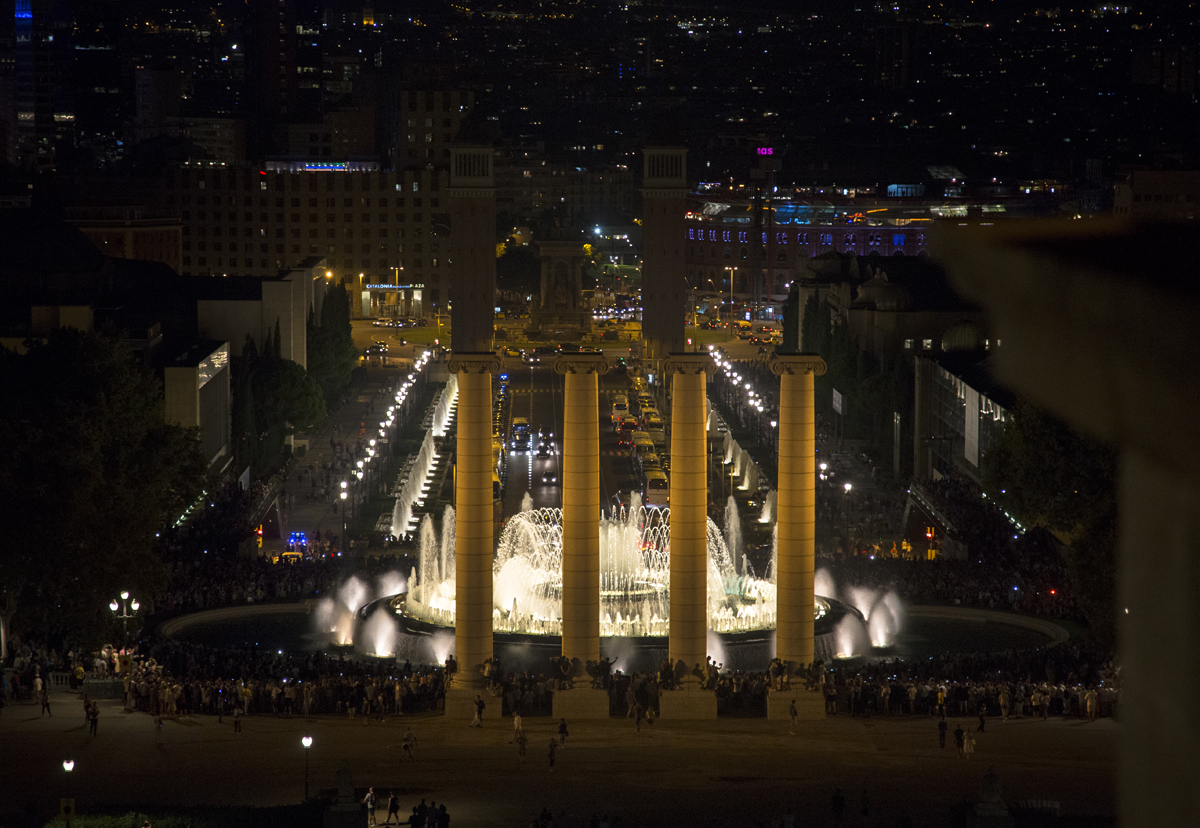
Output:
[
  {"xmin": 233, "ymin": 353, "xmax": 326, "ymax": 475},
  {"xmin": 0, "ymin": 328, "xmax": 207, "ymax": 648},
  {"xmin": 496, "ymin": 246, "xmax": 541, "ymax": 295},
  {"xmin": 983, "ymin": 402, "xmax": 1118, "ymax": 646},
  {"xmin": 306, "ymin": 283, "xmax": 358, "ymax": 409}
]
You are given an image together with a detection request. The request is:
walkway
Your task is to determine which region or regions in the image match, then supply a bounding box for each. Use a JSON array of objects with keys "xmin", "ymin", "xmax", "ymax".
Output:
[{"xmin": 277, "ymin": 366, "xmax": 410, "ymax": 554}]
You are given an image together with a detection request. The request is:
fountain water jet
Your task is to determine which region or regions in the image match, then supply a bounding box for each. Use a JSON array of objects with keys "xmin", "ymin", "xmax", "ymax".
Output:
[
  {"xmin": 759, "ymin": 490, "xmax": 777, "ymax": 524},
  {"xmin": 724, "ymin": 496, "xmax": 743, "ymax": 576}
]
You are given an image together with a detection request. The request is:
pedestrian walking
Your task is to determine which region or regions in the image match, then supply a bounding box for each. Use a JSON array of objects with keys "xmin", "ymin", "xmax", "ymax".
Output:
[
  {"xmin": 954, "ymin": 724, "xmax": 966, "ymax": 757},
  {"xmin": 517, "ymin": 729, "xmax": 528, "ymax": 761},
  {"xmin": 634, "ymin": 702, "xmax": 644, "ymax": 735},
  {"xmin": 645, "ymin": 705, "xmax": 654, "ymax": 735},
  {"xmin": 87, "ymin": 702, "xmax": 99, "ymax": 736},
  {"xmin": 39, "ymin": 688, "xmax": 51, "ymax": 717},
  {"xmin": 964, "ymin": 729, "xmax": 976, "ymax": 759},
  {"xmin": 510, "ymin": 711, "xmax": 523, "ymax": 744},
  {"xmin": 233, "ymin": 705, "xmax": 242, "ymax": 734},
  {"xmin": 789, "ymin": 699, "xmax": 798, "ymax": 735},
  {"xmin": 402, "ymin": 728, "xmax": 416, "ymax": 760},
  {"xmin": 558, "ymin": 717, "xmax": 569, "ymax": 747},
  {"xmin": 385, "ymin": 792, "xmax": 400, "ymax": 824},
  {"xmin": 548, "ymin": 739, "xmax": 558, "ymax": 773},
  {"xmin": 363, "ymin": 787, "xmax": 377, "ymax": 826},
  {"xmin": 977, "ymin": 702, "xmax": 988, "ymax": 732},
  {"xmin": 937, "ymin": 718, "xmax": 948, "ymax": 749},
  {"xmin": 470, "ymin": 694, "xmax": 485, "ymax": 727}
]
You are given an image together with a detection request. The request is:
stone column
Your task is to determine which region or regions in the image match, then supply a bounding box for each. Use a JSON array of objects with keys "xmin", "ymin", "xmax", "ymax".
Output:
[
  {"xmin": 448, "ymin": 353, "xmax": 500, "ymax": 688},
  {"xmin": 770, "ymin": 355, "xmax": 827, "ymax": 674},
  {"xmin": 663, "ymin": 353, "xmax": 716, "ymax": 680},
  {"xmin": 554, "ymin": 353, "xmax": 610, "ymax": 664}
]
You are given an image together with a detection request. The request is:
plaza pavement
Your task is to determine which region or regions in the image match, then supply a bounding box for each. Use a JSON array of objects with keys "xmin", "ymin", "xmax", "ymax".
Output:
[{"xmin": 0, "ymin": 691, "xmax": 1116, "ymax": 828}]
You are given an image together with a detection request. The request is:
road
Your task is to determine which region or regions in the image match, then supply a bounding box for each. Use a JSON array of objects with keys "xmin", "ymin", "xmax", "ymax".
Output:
[{"xmin": 495, "ymin": 358, "xmax": 640, "ymax": 520}]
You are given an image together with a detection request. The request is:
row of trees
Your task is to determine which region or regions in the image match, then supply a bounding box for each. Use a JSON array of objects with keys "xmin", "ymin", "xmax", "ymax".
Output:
[
  {"xmin": 232, "ymin": 283, "xmax": 358, "ymax": 475},
  {"xmin": 0, "ymin": 284, "xmax": 360, "ymax": 650},
  {"xmin": 983, "ymin": 403, "xmax": 1118, "ymax": 648},
  {"xmin": 0, "ymin": 329, "xmax": 208, "ymax": 650}
]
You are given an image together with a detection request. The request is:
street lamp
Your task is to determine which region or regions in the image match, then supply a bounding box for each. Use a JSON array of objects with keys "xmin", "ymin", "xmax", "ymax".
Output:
[
  {"xmin": 110, "ymin": 591, "xmax": 139, "ymax": 652},
  {"xmin": 301, "ymin": 735, "xmax": 313, "ymax": 800},
  {"xmin": 63, "ymin": 760, "xmax": 75, "ymax": 827}
]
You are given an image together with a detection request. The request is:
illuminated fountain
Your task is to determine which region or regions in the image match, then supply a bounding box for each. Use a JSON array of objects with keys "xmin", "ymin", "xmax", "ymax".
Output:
[{"xmin": 387, "ymin": 503, "xmax": 852, "ymax": 659}]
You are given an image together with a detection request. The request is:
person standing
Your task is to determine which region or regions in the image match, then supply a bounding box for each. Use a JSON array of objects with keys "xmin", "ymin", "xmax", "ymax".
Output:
[
  {"xmin": 788, "ymin": 699, "xmax": 798, "ymax": 735},
  {"xmin": 471, "ymin": 694, "xmax": 485, "ymax": 727},
  {"xmin": 510, "ymin": 711, "xmax": 523, "ymax": 744},
  {"xmin": 645, "ymin": 705, "xmax": 655, "ymax": 735},
  {"xmin": 548, "ymin": 738, "xmax": 558, "ymax": 773},
  {"xmin": 633, "ymin": 702, "xmax": 644, "ymax": 735},
  {"xmin": 964, "ymin": 729, "xmax": 976, "ymax": 759},
  {"xmin": 558, "ymin": 717, "xmax": 569, "ymax": 747},
  {"xmin": 39, "ymin": 688, "xmax": 51, "ymax": 717},
  {"xmin": 87, "ymin": 702, "xmax": 99, "ymax": 736},
  {"xmin": 363, "ymin": 788, "xmax": 377, "ymax": 826},
  {"xmin": 937, "ymin": 718, "xmax": 948, "ymax": 749},
  {"xmin": 977, "ymin": 701, "xmax": 988, "ymax": 732},
  {"xmin": 517, "ymin": 729, "xmax": 528, "ymax": 761},
  {"xmin": 954, "ymin": 724, "xmax": 965, "ymax": 758},
  {"xmin": 403, "ymin": 728, "xmax": 416, "ymax": 761},
  {"xmin": 233, "ymin": 705, "xmax": 242, "ymax": 734}
]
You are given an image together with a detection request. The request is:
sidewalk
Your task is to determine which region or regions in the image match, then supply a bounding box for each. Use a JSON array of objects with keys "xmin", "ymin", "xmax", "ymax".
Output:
[{"xmin": 279, "ymin": 367, "xmax": 403, "ymax": 553}]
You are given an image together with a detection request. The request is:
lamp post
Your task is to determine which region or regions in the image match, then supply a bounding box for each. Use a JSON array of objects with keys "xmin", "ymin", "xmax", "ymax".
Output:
[
  {"xmin": 842, "ymin": 482, "xmax": 853, "ymax": 555},
  {"xmin": 340, "ymin": 483, "xmax": 348, "ymax": 554},
  {"xmin": 109, "ymin": 591, "xmax": 139, "ymax": 652},
  {"xmin": 301, "ymin": 735, "xmax": 313, "ymax": 800},
  {"xmin": 62, "ymin": 760, "xmax": 75, "ymax": 828}
]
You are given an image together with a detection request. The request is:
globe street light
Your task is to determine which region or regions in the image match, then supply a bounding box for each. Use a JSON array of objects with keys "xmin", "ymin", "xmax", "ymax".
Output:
[
  {"xmin": 301, "ymin": 735, "xmax": 313, "ymax": 800},
  {"xmin": 63, "ymin": 760, "xmax": 75, "ymax": 828},
  {"xmin": 110, "ymin": 592, "xmax": 139, "ymax": 652},
  {"xmin": 340, "ymin": 486, "xmax": 348, "ymax": 554}
]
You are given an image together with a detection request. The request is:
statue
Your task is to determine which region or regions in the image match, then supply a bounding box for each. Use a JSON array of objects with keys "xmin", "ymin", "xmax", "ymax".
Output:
[{"xmin": 971, "ymin": 766, "xmax": 1014, "ymax": 826}]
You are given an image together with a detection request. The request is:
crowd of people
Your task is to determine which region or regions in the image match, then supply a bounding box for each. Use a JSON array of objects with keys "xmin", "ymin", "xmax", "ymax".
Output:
[{"xmin": 148, "ymin": 554, "xmax": 412, "ymax": 617}]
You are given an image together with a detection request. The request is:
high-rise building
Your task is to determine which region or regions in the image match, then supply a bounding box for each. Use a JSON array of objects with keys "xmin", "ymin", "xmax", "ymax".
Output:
[{"xmin": 14, "ymin": 0, "xmax": 73, "ymax": 172}]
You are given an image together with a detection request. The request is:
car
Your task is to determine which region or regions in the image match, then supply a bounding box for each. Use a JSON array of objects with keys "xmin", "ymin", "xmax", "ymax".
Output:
[
  {"xmin": 501, "ymin": 347, "xmax": 521, "ymax": 357},
  {"xmin": 373, "ymin": 318, "xmax": 390, "ymax": 327},
  {"xmin": 536, "ymin": 441, "xmax": 552, "ymax": 458}
]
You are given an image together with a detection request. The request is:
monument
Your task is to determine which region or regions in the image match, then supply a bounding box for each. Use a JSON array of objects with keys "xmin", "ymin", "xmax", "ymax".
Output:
[{"xmin": 528, "ymin": 236, "xmax": 593, "ymax": 342}]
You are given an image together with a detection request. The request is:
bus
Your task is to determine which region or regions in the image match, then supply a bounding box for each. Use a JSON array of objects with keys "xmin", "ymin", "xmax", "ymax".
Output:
[
  {"xmin": 510, "ymin": 417, "xmax": 531, "ymax": 453},
  {"xmin": 643, "ymin": 469, "xmax": 670, "ymax": 508},
  {"xmin": 611, "ymin": 394, "xmax": 629, "ymax": 423},
  {"xmin": 644, "ymin": 414, "xmax": 666, "ymax": 447}
]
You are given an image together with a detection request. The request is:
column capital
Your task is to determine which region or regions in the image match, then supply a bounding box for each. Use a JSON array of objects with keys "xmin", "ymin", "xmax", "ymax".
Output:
[
  {"xmin": 663, "ymin": 352, "xmax": 716, "ymax": 376},
  {"xmin": 769, "ymin": 354, "xmax": 827, "ymax": 377},
  {"xmin": 447, "ymin": 352, "xmax": 502, "ymax": 375},
  {"xmin": 553, "ymin": 353, "xmax": 610, "ymax": 376}
]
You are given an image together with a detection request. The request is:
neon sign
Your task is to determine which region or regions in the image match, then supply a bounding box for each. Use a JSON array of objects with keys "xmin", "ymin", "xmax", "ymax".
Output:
[{"xmin": 756, "ymin": 147, "xmax": 774, "ymax": 156}]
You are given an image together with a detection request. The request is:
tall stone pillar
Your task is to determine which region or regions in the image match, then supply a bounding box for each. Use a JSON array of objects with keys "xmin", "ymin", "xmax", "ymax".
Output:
[
  {"xmin": 661, "ymin": 353, "xmax": 716, "ymax": 719},
  {"xmin": 555, "ymin": 353, "xmax": 609, "ymax": 662},
  {"xmin": 448, "ymin": 353, "xmax": 501, "ymax": 689},
  {"xmin": 552, "ymin": 354, "xmax": 612, "ymax": 719},
  {"xmin": 767, "ymin": 354, "xmax": 826, "ymax": 721},
  {"xmin": 641, "ymin": 148, "xmax": 689, "ymax": 368}
]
